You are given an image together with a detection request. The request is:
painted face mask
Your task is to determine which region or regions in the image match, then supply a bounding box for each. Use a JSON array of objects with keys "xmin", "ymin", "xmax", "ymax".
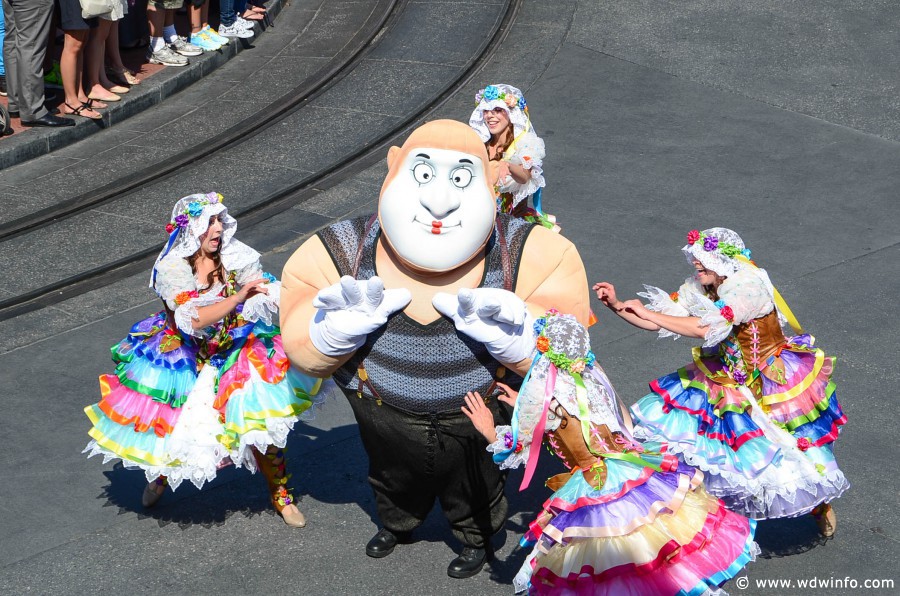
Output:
[{"xmin": 379, "ymin": 124, "xmax": 497, "ymax": 272}]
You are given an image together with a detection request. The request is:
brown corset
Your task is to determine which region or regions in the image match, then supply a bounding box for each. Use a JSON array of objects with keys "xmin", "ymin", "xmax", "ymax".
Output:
[
  {"xmin": 545, "ymin": 408, "xmax": 632, "ymax": 490},
  {"xmin": 733, "ymin": 310, "xmax": 785, "ymax": 366},
  {"xmin": 731, "ymin": 310, "xmax": 788, "ymax": 395}
]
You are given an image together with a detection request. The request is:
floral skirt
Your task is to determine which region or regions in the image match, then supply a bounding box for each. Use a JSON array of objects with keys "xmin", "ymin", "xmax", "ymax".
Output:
[
  {"xmin": 516, "ymin": 457, "xmax": 758, "ymax": 595},
  {"xmin": 84, "ymin": 311, "xmax": 323, "ymax": 490},
  {"xmin": 631, "ymin": 336, "xmax": 848, "ymax": 519}
]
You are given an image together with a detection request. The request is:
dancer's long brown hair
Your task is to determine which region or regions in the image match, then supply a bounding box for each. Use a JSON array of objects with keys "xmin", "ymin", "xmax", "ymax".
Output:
[
  {"xmin": 486, "ymin": 121, "xmax": 515, "ymax": 161},
  {"xmin": 188, "ymin": 244, "xmax": 226, "ymax": 288}
]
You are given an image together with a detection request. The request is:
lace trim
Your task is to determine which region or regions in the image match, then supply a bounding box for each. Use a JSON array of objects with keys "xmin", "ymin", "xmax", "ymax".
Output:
[
  {"xmin": 242, "ymin": 281, "xmax": 281, "ymax": 325},
  {"xmin": 174, "ymin": 287, "xmax": 225, "ymax": 338},
  {"xmin": 487, "ymin": 425, "xmax": 530, "ymax": 470}
]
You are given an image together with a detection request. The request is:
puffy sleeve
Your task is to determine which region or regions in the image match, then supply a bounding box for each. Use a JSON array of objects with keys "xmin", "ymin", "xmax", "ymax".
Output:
[
  {"xmin": 154, "ymin": 256, "xmax": 197, "ymax": 311},
  {"xmin": 154, "ymin": 256, "xmax": 222, "ymax": 338},
  {"xmin": 499, "ymin": 132, "xmax": 546, "ymax": 207},
  {"xmin": 669, "ymin": 270, "xmax": 775, "ymax": 347},
  {"xmin": 237, "ymin": 260, "xmax": 282, "ymax": 326},
  {"xmin": 713, "ymin": 268, "xmax": 776, "ymax": 328}
]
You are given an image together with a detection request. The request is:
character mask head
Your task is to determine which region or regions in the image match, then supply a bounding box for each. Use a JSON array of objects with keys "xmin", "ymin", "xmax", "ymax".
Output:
[{"xmin": 378, "ymin": 120, "xmax": 498, "ymax": 273}]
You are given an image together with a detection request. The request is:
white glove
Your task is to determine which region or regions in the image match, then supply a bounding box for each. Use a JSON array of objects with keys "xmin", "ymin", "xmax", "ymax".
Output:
[
  {"xmin": 309, "ymin": 276, "xmax": 412, "ymax": 356},
  {"xmin": 432, "ymin": 288, "xmax": 536, "ymax": 365}
]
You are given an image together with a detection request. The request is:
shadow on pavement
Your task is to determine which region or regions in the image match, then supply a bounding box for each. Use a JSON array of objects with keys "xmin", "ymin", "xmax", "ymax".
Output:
[{"xmin": 755, "ymin": 516, "xmax": 831, "ymax": 558}]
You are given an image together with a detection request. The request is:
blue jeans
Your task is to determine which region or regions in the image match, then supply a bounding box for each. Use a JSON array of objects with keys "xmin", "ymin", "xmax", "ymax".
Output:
[
  {"xmin": 0, "ymin": 0, "xmax": 6, "ymax": 76},
  {"xmin": 223, "ymin": 0, "xmax": 248, "ymax": 26}
]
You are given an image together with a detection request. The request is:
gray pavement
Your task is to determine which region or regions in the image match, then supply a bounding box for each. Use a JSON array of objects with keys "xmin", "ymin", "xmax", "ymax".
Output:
[{"xmin": 2, "ymin": 0, "xmax": 899, "ymax": 594}]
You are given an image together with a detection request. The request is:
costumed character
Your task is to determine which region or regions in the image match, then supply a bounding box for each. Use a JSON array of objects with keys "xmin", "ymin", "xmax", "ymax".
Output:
[
  {"xmin": 84, "ymin": 193, "xmax": 324, "ymax": 527},
  {"xmin": 595, "ymin": 227, "xmax": 848, "ymax": 536},
  {"xmin": 462, "ymin": 311, "xmax": 759, "ymax": 594},
  {"xmin": 469, "ymin": 83, "xmax": 559, "ymax": 232},
  {"xmin": 279, "ymin": 120, "xmax": 590, "ymax": 578}
]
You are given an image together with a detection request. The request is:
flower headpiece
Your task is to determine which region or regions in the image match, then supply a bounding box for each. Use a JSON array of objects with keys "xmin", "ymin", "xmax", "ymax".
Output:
[
  {"xmin": 532, "ymin": 309, "xmax": 596, "ymax": 374},
  {"xmin": 165, "ymin": 192, "xmax": 223, "ymax": 233},
  {"xmin": 474, "ymin": 85, "xmax": 527, "ymax": 111},
  {"xmin": 468, "ymin": 83, "xmax": 533, "ymax": 143},
  {"xmin": 682, "ymin": 227, "xmax": 753, "ymax": 277}
]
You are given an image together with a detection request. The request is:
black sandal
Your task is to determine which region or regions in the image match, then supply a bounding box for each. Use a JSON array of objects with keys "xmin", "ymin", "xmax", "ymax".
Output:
[{"xmin": 64, "ymin": 101, "xmax": 102, "ymax": 120}]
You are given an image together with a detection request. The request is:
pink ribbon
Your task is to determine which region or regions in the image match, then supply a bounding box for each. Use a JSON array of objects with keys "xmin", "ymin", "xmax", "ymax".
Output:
[{"xmin": 520, "ymin": 364, "xmax": 556, "ymax": 491}]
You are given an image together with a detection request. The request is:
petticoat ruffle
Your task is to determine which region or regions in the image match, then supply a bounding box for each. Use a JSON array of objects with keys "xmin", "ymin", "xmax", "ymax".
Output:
[
  {"xmin": 514, "ymin": 458, "xmax": 757, "ymax": 595},
  {"xmin": 84, "ymin": 313, "xmax": 324, "ymax": 490},
  {"xmin": 631, "ymin": 342, "xmax": 849, "ymax": 519}
]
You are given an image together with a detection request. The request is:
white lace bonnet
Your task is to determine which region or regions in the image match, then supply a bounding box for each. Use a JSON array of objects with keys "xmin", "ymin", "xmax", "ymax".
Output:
[
  {"xmin": 516, "ymin": 311, "xmax": 624, "ymax": 435},
  {"xmin": 468, "ymin": 83, "xmax": 533, "ymax": 143},
  {"xmin": 149, "ymin": 192, "xmax": 254, "ymax": 290},
  {"xmin": 681, "ymin": 227, "xmax": 753, "ymax": 277},
  {"xmin": 682, "ymin": 227, "xmax": 787, "ymax": 323}
]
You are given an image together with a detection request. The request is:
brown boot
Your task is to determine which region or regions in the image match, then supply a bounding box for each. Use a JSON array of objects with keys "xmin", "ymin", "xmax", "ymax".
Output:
[
  {"xmin": 254, "ymin": 447, "xmax": 306, "ymax": 528},
  {"xmin": 142, "ymin": 476, "xmax": 168, "ymax": 508},
  {"xmin": 812, "ymin": 503, "xmax": 836, "ymax": 537}
]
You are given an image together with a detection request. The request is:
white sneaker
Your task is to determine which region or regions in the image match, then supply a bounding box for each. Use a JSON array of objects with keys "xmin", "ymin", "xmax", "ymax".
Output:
[
  {"xmin": 219, "ymin": 22, "xmax": 254, "ymax": 38},
  {"xmin": 169, "ymin": 36, "xmax": 203, "ymax": 57},
  {"xmin": 236, "ymin": 17, "xmax": 257, "ymax": 32}
]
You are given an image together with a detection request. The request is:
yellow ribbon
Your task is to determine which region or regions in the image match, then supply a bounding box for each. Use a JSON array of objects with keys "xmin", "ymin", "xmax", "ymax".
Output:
[{"xmin": 734, "ymin": 255, "xmax": 804, "ymax": 335}]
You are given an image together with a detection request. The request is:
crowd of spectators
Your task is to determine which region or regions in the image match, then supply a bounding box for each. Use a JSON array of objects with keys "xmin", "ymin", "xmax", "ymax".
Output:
[{"xmin": 1, "ymin": 0, "xmax": 268, "ymax": 131}]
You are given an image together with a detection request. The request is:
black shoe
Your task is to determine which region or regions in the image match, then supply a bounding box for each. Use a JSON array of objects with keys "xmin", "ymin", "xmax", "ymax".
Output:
[
  {"xmin": 447, "ymin": 547, "xmax": 488, "ymax": 579},
  {"xmin": 21, "ymin": 113, "xmax": 75, "ymax": 127},
  {"xmin": 365, "ymin": 528, "xmax": 399, "ymax": 558},
  {"xmin": 8, "ymin": 110, "xmax": 19, "ymax": 119}
]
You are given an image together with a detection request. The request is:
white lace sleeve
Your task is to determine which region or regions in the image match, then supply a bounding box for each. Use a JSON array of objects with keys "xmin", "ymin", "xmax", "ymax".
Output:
[
  {"xmin": 486, "ymin": 425, "xmax": 530, "ymax": 470},
  {"xmin": 232, "ymin": 261, "xmax": 281, "ymax": 325},
  {"xmin": 717, "ymin": 269, "xmax": 776, "ymax": 324},
  {"xmin": 154, "ymin": 255, "xmax": 197, "ymax": 311},
  {"xmin": 174, "ymin": 285, "xmax": 225, "ymax": 338},
  {"xmin": 697, "ymin": 294, "xmax": 732, "ymax": 347},
  {"xmin": 499, "ymin": 132, "xmax": 546, "ymax": 207},
  {"xmin": 243, "ymin": 281, "xmax": 281, "ymax": 325},
  {"xmin": 688, "ymin": 271, "xmax": 774, "ymax": 348},
  {"xmin": 638, "ymin": 284, "xmax": 691, "ymax": 340}
]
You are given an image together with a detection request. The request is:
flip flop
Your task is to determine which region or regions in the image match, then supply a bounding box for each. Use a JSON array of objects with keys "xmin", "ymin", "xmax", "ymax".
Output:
[{"xmin": 61, "ymin": 101, "xmax": 102, "ymax": 120}]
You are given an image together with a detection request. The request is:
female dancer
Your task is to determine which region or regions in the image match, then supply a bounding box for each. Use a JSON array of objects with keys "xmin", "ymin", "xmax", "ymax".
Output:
[
  {"xmin": 595, "ymin": 227, "xmax": 848, "ymax": 536},
  {"xmin": 84, "ymin": 192, "xmax": 323, "ymax": 527},
  {"xmin": 469, "ymin": 83, "xmax": 558, "ymax": 231},
  {"xmin": 463, "ymin": 310, "xmax": 758, "ymax": 594}
]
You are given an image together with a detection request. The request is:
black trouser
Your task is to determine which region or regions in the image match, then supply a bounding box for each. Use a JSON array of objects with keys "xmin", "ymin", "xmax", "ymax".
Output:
[{"xmin": 346, "ymin": 391, "xmax": 509, "ymax": 549}]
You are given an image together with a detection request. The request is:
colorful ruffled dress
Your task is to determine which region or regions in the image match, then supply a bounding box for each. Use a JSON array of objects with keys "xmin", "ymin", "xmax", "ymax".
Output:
[
  {"xmin": 494, "ymin": 130, "xmax": 559, "ymax": 232},
  {"xmin": 631, "ymin": 269, "xmax": 848, "ymax": 519},
  {"xmin": 468, "ymin": 83, "xmax": 559, "ymax": 232},
  {"xmin": 84, "ymin": 252, "xmax": 323, "ymax": 490},
  {"xmin": 489, "ymin": 312, "xmax": 757, "ymax": 594}
]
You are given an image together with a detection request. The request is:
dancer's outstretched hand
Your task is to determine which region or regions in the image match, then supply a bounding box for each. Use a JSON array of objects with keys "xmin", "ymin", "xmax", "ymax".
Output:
[
  {"xmin": 462, "ymin": 391, "xmax": 498, "ymax": 443},
  {"xmin": 592, "ymin": 282, "xmax": 621, "ymax": 311},
  {"xmin": 309, "ymin": 276, "xmax": 411, "ymax": 356}
]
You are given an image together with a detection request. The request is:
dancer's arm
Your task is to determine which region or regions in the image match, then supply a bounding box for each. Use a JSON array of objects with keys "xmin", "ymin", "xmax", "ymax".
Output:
[{"xmin": 620, "ymin": 299, "xmax": 708, "ymax": 338}]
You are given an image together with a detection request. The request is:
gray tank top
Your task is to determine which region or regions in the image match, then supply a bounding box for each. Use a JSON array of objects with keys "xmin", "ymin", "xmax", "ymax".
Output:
[{"xmin": 318, "ymin": 214, "xmax": 533, "ymax": 413}]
